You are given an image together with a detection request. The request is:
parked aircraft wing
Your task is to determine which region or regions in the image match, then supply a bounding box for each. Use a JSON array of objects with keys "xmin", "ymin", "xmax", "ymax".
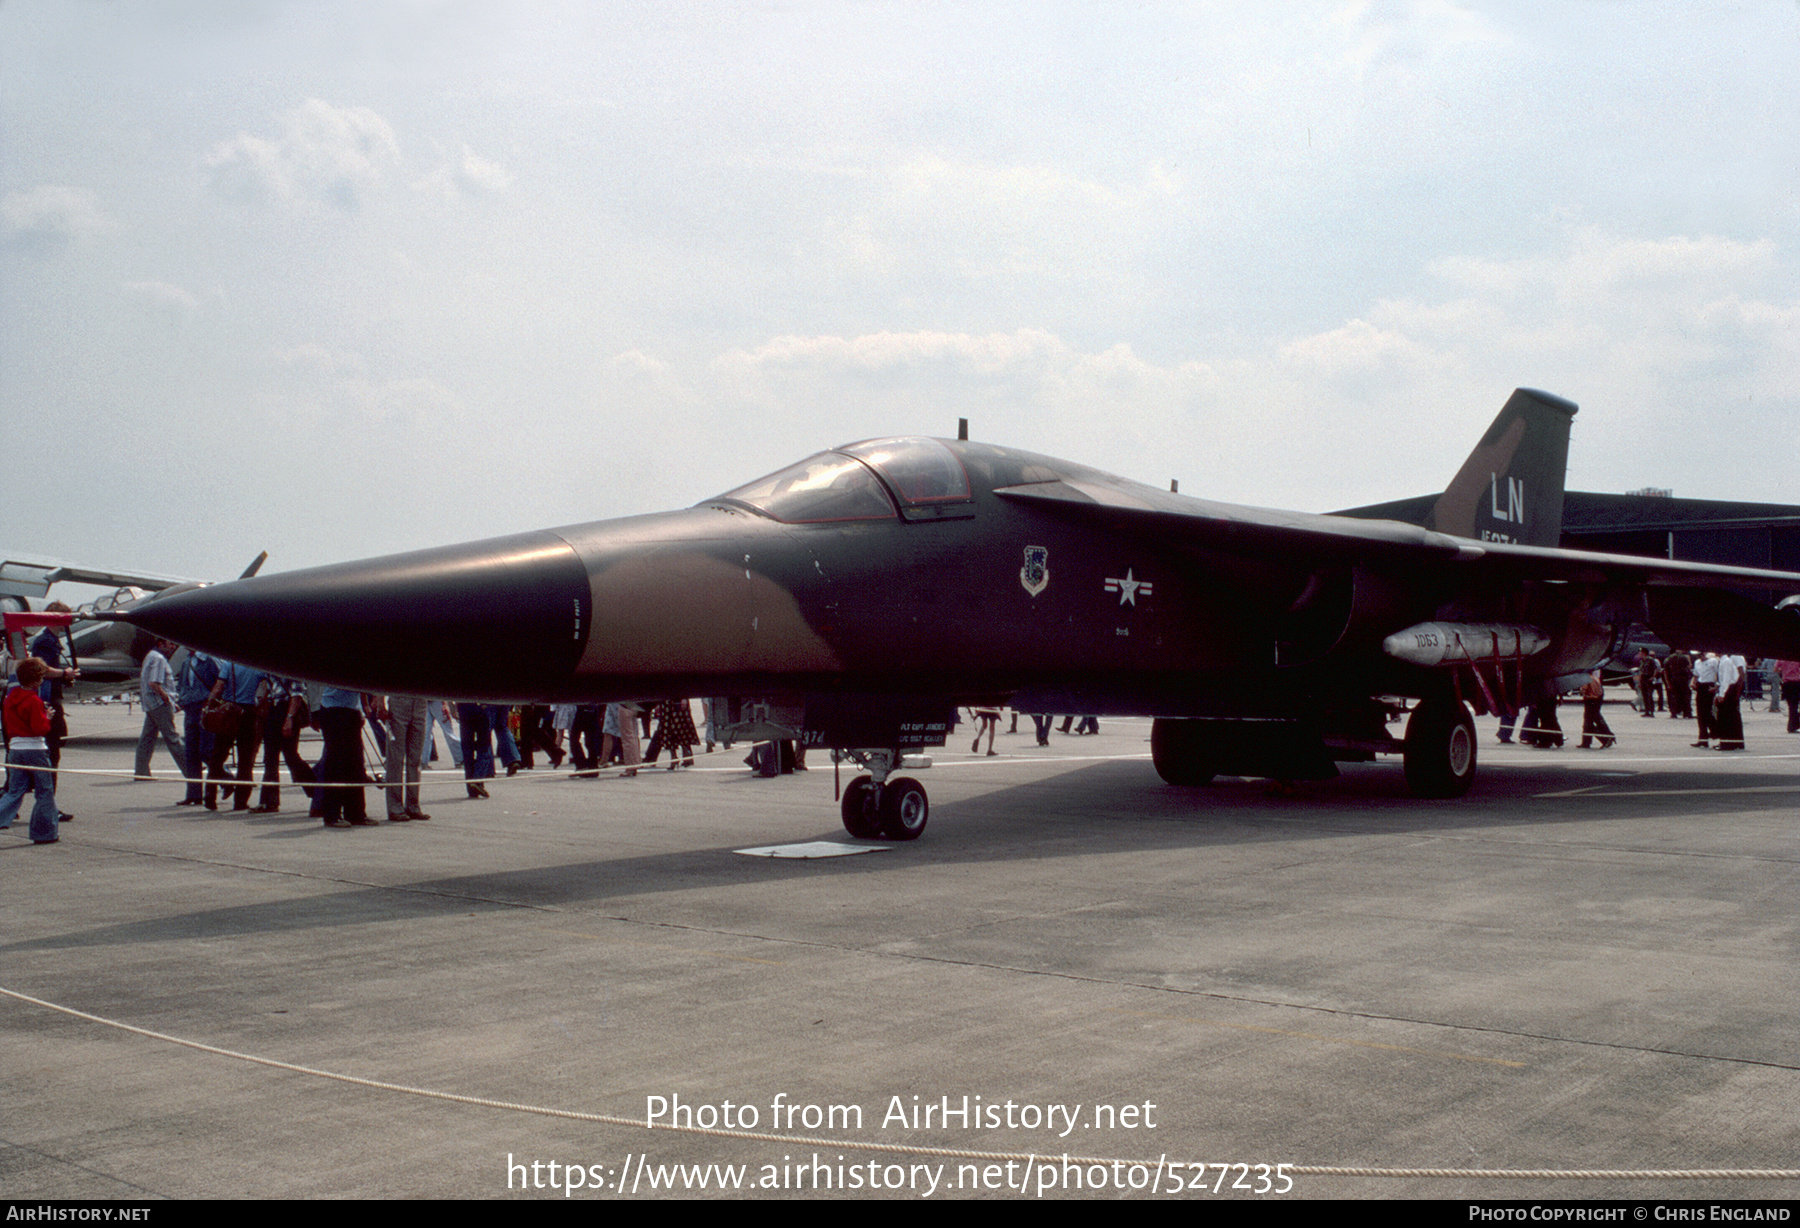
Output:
[
  {"xmin": 994, "ymin": 485, "xmax": 1800, "ymax": 592},
  {"xmin": 992, "ymin": 481, "xmax": 1485, "ymax": 563},
  {"xmin": 1, "ymin": 558, "xmax": 195, "ymax": 595}
]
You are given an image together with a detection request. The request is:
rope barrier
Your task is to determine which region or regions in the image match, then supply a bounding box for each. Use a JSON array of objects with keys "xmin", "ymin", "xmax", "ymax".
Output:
[{"xmin": 3, "ymin": 986, "xmax": 1795, "ymax": 1182}]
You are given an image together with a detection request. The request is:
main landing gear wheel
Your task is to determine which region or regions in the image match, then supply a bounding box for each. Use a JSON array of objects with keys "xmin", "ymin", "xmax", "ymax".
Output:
[
  {"xmin": 878, "ymin": 776, "xmax": 929, "ymax": 840},
  {"xmin": 841, "ymin": 775, "xmax": 881, "ymax": 838},
  {"xmin": 1150, "ymin": 718, "xmax": 1216, "ymax": 786},
  {"xmin": 1403, "ymin": 699, "xmax": 1477, "ymax": 798}
]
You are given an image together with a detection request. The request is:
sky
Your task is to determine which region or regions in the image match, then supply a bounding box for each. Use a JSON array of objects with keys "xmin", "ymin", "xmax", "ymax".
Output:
[{"xmin": 4, "ymin": 1, "xmax": 1796, "ymax": 588}]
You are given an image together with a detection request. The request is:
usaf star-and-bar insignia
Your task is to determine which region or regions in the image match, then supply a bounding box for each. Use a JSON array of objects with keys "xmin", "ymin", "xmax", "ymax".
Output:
[
  {"xmin": 1104, "ymin": 568, "xmax": 1153, "ymax": 606},
  {"xmin": 1020, "ymin": 545, "xmax": 1049, "ymax": 596}
]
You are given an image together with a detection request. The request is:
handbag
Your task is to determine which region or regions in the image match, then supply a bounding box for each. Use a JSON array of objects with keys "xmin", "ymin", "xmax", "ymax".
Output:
[
  {"xmin": 202, "ymin": 699, "xmax": 244, "ymax": 736},
  {"xmin": 203, "ymin": 662, "xmax": 246, "ymax": 736}
]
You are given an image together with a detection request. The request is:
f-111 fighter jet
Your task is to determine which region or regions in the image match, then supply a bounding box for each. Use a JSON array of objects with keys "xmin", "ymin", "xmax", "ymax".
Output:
[{"xmin": 115, "ymin": 390, "xmax": 1800, "ymax": 840}]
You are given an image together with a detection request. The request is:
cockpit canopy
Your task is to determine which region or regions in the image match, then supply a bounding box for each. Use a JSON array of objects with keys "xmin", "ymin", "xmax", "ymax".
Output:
[{"xmin": 712, "ymin": 437, "xmax": 973, "ymax": 524}]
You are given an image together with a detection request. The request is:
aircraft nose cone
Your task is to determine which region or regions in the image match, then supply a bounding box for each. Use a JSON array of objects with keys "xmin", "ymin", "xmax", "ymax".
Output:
[{"xmin": 124, "ymin": 531, "xmax": 591, "ymax": 699}]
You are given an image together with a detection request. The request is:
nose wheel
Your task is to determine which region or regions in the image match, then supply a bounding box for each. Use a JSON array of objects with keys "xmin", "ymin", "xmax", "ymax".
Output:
[
  {"xmin": 841, "ymin": 775, "xmax": 882, "ymax": 838},
  {"xmin": 878, "ymin": 777, "xmax": 928, "ymax": 840},
  {"xmin": 839, "ymin": 756, "xmax": 930, "ymax": 841}
]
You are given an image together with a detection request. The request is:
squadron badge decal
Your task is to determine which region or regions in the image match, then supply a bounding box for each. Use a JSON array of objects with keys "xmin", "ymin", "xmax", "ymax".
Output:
[{"xmin": 1020, "ymin": 545, "xmax": 1050, "ymax": 597}]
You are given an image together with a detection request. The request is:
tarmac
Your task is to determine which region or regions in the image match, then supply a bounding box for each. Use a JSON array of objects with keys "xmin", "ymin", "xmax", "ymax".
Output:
[{"xmin": 3, "ymin": 696, "xmax": 1798, "ymax": 1200}]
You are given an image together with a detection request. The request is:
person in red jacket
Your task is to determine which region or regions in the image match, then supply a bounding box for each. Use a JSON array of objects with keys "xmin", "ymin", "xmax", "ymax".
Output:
[{"xmin": 2, "ymin": 657, "xmax": 63, "ymax": 843}]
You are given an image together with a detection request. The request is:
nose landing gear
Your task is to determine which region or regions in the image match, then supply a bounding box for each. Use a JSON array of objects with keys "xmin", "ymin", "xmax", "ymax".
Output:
[{"xmin": 838, "ymin": 748, "xmax": 929, "ymax": 840}]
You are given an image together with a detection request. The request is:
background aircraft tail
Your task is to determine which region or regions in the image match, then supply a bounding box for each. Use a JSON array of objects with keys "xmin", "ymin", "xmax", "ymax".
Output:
[{"xmin": 1424, "ymin": 388, "xmax": 1575, "ymax": 548}]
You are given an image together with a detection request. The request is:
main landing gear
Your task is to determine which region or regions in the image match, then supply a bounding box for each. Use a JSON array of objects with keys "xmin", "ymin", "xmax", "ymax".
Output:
[
  {"xmin": 1150, "ymin": 718, "xmax": 1215, "ymax": 786},
  {"xmin": 1150, "ymin": 699, "xmax": 1476, "ymax": 798},
  {"xmin": 838, "ymin": 748, "xmax": 929, "ymax": 841},
  {"xmin": 1402, "ymin": 697, "xmax": 1477, "ymax": 798}
]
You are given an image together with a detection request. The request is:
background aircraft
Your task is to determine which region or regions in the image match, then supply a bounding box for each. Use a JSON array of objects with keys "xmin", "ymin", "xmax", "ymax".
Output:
[
  {"xmin": 2, "ymin": 553, "xmax": 267, "ymax": 697},
  {"xmin": 115, "ymin": 391, "xmax": 1800, "ymax": 840}
]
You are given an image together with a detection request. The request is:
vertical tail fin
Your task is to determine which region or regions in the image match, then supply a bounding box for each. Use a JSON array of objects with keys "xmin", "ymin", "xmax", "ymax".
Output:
[{"xmin": 1425, "ymin": 388, "xmax": 1576, "ymax": 548}]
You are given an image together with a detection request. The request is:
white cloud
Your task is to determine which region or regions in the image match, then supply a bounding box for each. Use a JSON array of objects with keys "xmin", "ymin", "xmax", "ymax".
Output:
[
  {"xmin": 1386, "ymin": 230, "xmax": 1791, "ymax": 382},
  {"xmin": 1, "ymin": 185, "xmax": 115, "ymax": 241},
  {"xmin": 122, "ymin": 279, "xmax": 199, "ymax": 313},
  {"xmin": 701, "ymin": 329, "xmax": 1222, "ymax": 485},
  {"xmin": 413, "ymin": 144, "xmax": 513, "ymax": 199},
  {"xmin": 270, "ymin": 345, "xmax": 458, "ymax": 428},
  {"xmin": 690, "ymin": 225, "xmax": 1794, "ymax": 511},
  {"xmin": 1280, "ymin": 317, "xmax": 1443, "ymax": 377},
  {"xmin": 719, "ymin": 328, "xmax": 1070, "ymax": 376},
  {"xmin": 1265, "ymin": 227, "xmax": 1799, "ymax": 501},
  {"xmin": 1428, "ymin": 230, "xmax": 1776, "ymax": 302},
  {"xmin": 274, "ymin": 342, "xmax": 366, "ymax": 375},
  {"xmin": 341, "ymin": 375, "xmax": 463, "ymax": 428},
  {"xmin": 206, "ymin": 99, "xmax": 401, "ymax": 211},
  {"xmin": 715, "ymin": 330, "xmax": 1216, "ymax": 400},
  {"xmin": 453, "ymin": 146, "xmax": 511, "ymax": 194},
  {"xmin": 842, "ymin": 156, "xmax": 1183, "ymax": 282},
  {"xmin": 606, "ymin": 348, "xmax": 670, "ymax": 377},
  {"xmin": 1325, "ymin": 0, "xmax": 1511, "ymax": 80}
]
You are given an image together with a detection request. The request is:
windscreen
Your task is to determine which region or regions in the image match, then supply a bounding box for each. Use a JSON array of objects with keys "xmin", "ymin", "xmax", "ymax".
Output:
[{"xmin": 714, "ymin": 453, "xmax": 897, "ymax": 523}]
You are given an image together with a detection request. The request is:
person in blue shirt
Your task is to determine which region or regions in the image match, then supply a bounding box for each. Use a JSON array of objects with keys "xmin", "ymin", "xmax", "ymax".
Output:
[
  {"xmin": 315, "ymin": 686, "xmax": 376, "ymax": 827},
  {"xmin": 204, "ymin": 658, "xmax": 265, "ymax": 811},
  {"xmin": 30, "ymin": 603, "xmax": 77, "ymax": 785},
  {"xmin": 176, "ymin": 650, "xmax": 219, "ymax": 806}
]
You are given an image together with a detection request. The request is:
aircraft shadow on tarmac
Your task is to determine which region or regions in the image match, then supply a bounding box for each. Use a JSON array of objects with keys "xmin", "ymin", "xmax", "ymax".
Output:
[{"xmin": 8, "ymin": 754, "xmax": 1796, "ymax": 956}]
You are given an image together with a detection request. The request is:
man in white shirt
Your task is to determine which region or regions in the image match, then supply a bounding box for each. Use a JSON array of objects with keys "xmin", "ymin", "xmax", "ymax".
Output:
[
  {"xmin": 134, "ymin": 638, "xmax": 187, "ymax": 780},
  {"xmin": 1715, "ymin": 653, "xmax": 1745, "ymax": 751},
  {"xmin": 1691, "ymin": 652, "xmax": 1719, "ymax": 748}
]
